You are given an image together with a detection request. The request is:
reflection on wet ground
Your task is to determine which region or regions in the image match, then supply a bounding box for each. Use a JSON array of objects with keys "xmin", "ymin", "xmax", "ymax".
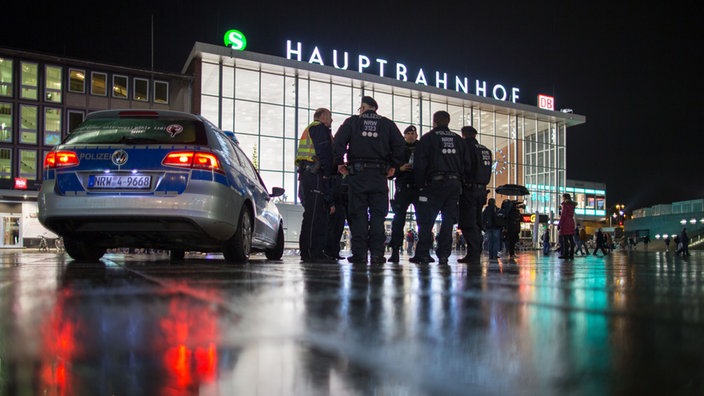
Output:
[{"xmin": 0, "ymin": 249, "xmax": 702, "ymax": 395}]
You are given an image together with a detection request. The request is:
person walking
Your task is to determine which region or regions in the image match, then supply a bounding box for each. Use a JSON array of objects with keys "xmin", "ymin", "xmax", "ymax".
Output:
[
  {"xmin": 573, "ymin": 225, "xmax": 584, "ymax": 255},
  {"xmin": 501, "ymin": 199, "xmax": 522, "ymax": 259},
  {"xmin": 541, "ymin": 226, "xmax": 551, "ymax": 256},
  {"xmin": 676, "ymin": 227, "xmax": 690, "ymax": 256},
  {"xmin": 387, "ymin": 125, "xmax": 419, "ymax": 262},
  {"xmin": 593, "ymin": 228, "xmax": 609, "ymax": 256},
  {"xmin": 482, "ymin": 198, "xmax": 502, "ymax": 260},
  {"xmin": 664, "ymin": 234, "xmax": 671, "ymax": 252},
  {"xmin": 410, "ymin": 111, "xmax": 472, "ymax": 265},
  {"xmin": 579, "ymin": 226, "xmax": 590, "ymax": 255},
  {"xmin": 333, "ymin": 96, "xmax": 405, "ymax": 264},
  {"xmin": 557, "ymin": 193, "xmax": 576, "ymax": 259},
  {"xmin": 296, "ymin": 108, "xmax": 336, "ymax": 262},
  {"xmin": 457, "ymin": 126, "xmax": 493, "ymax": 263},
  {"xmin": 405, "ymin": 228, "xmax": 416, "ymax": 255},
  {"xmin": 605, "ymin": 232, "xmax": 614, "ymax": 253}
]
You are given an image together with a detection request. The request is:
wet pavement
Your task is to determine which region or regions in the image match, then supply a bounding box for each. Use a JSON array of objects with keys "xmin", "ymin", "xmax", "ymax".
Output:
[{"xmin": 1, "ymin": 248, "xmax": 703, "ymax": 395}]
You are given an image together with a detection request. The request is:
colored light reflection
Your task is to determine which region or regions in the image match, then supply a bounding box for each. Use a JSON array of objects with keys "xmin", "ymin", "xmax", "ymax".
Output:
[
  {"xmin": 39, "ymin": 290, "xmax": 78, "ymax": 396},
  {"xmin": 159, "ymin": 297, "xmax": 220, "ymax": 390}
]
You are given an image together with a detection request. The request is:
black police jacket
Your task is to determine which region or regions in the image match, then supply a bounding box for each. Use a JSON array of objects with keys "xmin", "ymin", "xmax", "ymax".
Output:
[
  {"xmin": 332, "ymin": 110, "xmax": 405, "ymax": 168},
  {"xmin": 413, "ymin": 126, "xmax": 472, "ymax": 187}
]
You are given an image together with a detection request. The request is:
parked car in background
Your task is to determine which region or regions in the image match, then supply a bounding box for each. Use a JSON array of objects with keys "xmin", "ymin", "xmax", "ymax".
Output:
[{"xmin": 38, "ymin": 110, "xmax": 285, "ymax": 263}]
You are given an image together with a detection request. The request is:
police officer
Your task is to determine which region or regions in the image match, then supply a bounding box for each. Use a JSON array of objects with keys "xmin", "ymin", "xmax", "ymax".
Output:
[
  {"xmin": 457, "ymin": 126, "xmax": 490, "ymax": 263},
  {"xmin": 411, "ymin": 111, "xmax": 472, "ymax": 265},
  {"xmin": 387, "ymin": 125, "xmax": 419, "ymax": 262},
  {"xmin": 333, "ymin": 96, "xmax": 405, "ymax": 264},
  {"xmin": 296, "ymin": 108, "xmax": 335, "ymax": 262}
]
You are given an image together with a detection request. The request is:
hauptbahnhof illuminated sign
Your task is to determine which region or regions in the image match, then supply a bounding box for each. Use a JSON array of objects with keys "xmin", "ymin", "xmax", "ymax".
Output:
[{"xmin": 285, "ymin": 40, "xmax": 521, "ymax": 103}]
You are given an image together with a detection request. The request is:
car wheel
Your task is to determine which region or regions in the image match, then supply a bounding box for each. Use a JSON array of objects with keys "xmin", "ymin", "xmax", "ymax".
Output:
[
  {"xmin": 265, "ymin": 223, "xmax": 284, "ymax": 260},
  {"xmin": 169, "ymin": 249, "xmax": 185, "ymax": 263},
  {"xmin": 63, "ymin": 237, "xmax": 106, "ymax": 262},
  {"xmin": 223, "ymin": 208, "xmax": 252, "ymax": 264}
]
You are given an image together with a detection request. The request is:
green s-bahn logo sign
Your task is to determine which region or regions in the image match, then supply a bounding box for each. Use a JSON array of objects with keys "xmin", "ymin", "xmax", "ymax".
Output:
[{"xmin": 224, "ymin": 29, "xmax": 247, "ymax": 50}]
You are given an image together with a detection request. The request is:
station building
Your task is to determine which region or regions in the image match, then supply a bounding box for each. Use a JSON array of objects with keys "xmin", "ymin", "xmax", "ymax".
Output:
[{"xmin": 0, "ymin": 37, "xmax": 587, "ymax": 248}]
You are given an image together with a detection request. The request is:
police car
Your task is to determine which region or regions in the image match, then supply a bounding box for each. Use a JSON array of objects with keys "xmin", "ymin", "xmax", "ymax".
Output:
[{"xmin": 38, "ymin": 109, "xmax": 285, "ymax": 263}]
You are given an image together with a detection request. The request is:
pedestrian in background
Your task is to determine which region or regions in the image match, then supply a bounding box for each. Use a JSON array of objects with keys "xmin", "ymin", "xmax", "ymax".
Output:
[
  {"xmin": 676, "ymin": 227, "xmax": 690, "ymax": 256},
  {"xmin": 557, "ymin": 193, "xmax": 576, "ymax": 259},
  {"xmin": 593, "ymin": 228, "xmax": 609, "ymax": 256},
  {"xmin": 482, "ymin": 198, "xmax": 502, "ymax": 260},
  {"xmin": 411, "ymin": 110, "xmax": 472, "ymax": 265},
  {"xmin": 333, "ymin": 96, "xmax": 405, "ymax": 264},
  {"xmin": 579, "ymin": 226, "xmax": 590, "ymax": 255},
  {"xmin": 541, "ymin": 226, "xmax": 551, "ymax": 256},
  {"xmin": 605, "ymin": 232, "xmax": 614, "ymax": 253},
  {"xmin": 295, "ymin": 108, "xmax": 335, "ymax": 262},
  {"xmin": 573, "ymin": 224, "xmax": 587, "ymax": 256},
  {"xmin": 664, "ymin": 234, "xmax": 671, "ymax": 252},
  {"xmin": 387, "ymin": 125, "xmax": 419, "ymax": 262}
]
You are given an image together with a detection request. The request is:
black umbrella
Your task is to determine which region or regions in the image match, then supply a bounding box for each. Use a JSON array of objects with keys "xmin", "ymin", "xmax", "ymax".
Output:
[{"xmin": 495, "ymin": 183, "xmax": 530, "ymax": 196}]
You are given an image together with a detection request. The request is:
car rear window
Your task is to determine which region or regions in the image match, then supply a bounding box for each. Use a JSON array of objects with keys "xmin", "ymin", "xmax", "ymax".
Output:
[{"xmin": 64, "ymin": 119, "xmax": 208, "ymax": 145}]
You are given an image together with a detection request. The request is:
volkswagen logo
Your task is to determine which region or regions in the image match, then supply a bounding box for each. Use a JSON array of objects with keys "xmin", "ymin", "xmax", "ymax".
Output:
[{"xmin": 111, "ymin": 150, "xmax": 129, "ymax": 166}]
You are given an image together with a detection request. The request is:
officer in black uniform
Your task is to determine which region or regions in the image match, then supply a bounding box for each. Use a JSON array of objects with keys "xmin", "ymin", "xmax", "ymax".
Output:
[
  {"xmin": 296, "ymin": 108, "xmax": 335, "ymax": 262},
  {"xmin": 333, "ymin": 96, "xmax": 405, "ymax": 264},
  {"xmin": 387, "ymin": 125, "xmax": 419, "ymax": 262},
  {"xmin": 457, "ymin": 126, "xmax": 489, "ymax": 263},
  {"xmin": 411, "ymin": 111, "xmax": 472, "ymax": 265}
]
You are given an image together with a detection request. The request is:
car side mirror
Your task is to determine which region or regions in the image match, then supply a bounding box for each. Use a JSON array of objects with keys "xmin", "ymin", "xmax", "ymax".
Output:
[{"xmin": 270, "ymin": 187, "xmax": 285, "ymax": 197}]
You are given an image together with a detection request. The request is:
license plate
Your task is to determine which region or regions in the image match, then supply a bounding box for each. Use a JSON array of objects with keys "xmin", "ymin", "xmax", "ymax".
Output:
[{"xmin": 88, "ymin": 175, "xmax": 151, "ymax": 189}]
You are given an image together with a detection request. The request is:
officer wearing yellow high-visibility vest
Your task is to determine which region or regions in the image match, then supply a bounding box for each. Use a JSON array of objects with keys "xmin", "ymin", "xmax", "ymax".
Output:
[{"xmin": 296, "ymin": 108, "xmax": 335, "ymax": 262}]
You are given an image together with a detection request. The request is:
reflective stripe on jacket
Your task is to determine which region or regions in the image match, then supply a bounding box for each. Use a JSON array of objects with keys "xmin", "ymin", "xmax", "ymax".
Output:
[{"xmin": 295, "ymin": 121, "xmax": 320, "ymax": 165}]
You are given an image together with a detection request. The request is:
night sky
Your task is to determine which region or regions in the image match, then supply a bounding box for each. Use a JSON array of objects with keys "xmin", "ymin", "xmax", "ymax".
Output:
[{"xmin": 3, "ymin": 1, "xmax": 701, "ymax": 213}]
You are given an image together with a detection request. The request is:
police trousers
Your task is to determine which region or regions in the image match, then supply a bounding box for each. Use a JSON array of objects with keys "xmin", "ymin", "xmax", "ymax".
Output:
[
  {"xmin": 415, "ymin": 179, "xmax": 462, "ymax": 259},
  {"xmin": 346, "ymin": 168, "xmax": 389, "ymax": 259},
  {"xmin": 458, "ymin": 185, "xmax": 487, "ymax": 257},
  {"xmin": 299, "ymin": 171, "xmax": 328, "ymax": 259}
]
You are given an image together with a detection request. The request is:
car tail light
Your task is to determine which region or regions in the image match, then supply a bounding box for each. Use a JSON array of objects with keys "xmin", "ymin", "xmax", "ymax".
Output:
[
  {"xmin": 44, "ymin": 151, "xmax": 80, "ymax": 169},
  {"xmin": 162, "ymin": 151, "xmax": 223, "ymax": 173}
]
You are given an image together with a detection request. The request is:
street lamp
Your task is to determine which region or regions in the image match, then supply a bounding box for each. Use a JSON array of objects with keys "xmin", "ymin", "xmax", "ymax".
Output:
[{"xmin": 612, "ymin": 204, "xmax": 625, "ymax": 227}]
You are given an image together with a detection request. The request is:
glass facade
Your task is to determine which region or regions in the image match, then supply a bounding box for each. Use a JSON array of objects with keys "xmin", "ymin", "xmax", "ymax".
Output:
[{"xmin": 195, "ymin": 47, "xmax": 583, "ymax": 216}]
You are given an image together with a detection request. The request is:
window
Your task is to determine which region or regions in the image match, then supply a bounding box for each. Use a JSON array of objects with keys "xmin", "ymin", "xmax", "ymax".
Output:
[
  {"xmin": 18, "ymin": 149, "xmax": 37, "ymax": 180},
  {"xmin": 113, "ymin": 75, "xmax": 128, "ymax": 98},
  {"xmin": 134, "ymin": 78, "xmax": 148, "ymax": 101},
  {"xmin": 44, "ymin": 108, "xmax": 62, "ymax": 146},
  {"xmin": 69, "ymin": 69, "xmax": 85, "ymax": 93},
  {"xmin": 154, "ymin": 80, "xmax": 169, "ymax": 103},
  {"xmin": 0, "ymin": 58, "xmax": 12, "ymax": 97},
  {"xmin": 0, "ymin": 148, "xmax": 11, "ymax": 179},
  {"xmin": 20, "ymin": 105, "xmax": 37, "ymax": 144},
  {"xmin": 67, "ymin": 110, "xmax": 84, "ymax": 133},
  {"xmin": 20, "ymin": 62, "xmax": 38, "ymax": 100},
  {"xmin": 44, "ymin": 65, "xmax": 62, "ymax": 103},
  {"xmin": 91, "ymin": 72, "xmax": 107, "ymax": 96},
  {"xmin": 0, "ymin": 102, "xmax": 11, "ymax": 142}
]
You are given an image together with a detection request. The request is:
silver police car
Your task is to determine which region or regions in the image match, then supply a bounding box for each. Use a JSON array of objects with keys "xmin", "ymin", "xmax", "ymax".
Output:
[{"xmin": 38, "ymin": 110, "xmax": 285, "ymax": 263}]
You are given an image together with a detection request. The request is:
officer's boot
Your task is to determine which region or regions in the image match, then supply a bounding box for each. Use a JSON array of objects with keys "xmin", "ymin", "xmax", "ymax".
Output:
[{"xmin": 388, "ymin": 247, "xmax": 400, "ymax": 263}]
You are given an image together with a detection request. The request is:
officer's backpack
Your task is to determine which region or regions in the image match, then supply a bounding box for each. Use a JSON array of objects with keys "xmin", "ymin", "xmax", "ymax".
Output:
[{"xmin": 473, "ymin": 142, "xmax": 493, "ymax": 185}]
